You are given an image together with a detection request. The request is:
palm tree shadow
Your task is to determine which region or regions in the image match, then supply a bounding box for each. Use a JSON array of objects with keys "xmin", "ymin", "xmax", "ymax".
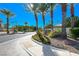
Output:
[{"xmin": 42, "ymin": 44, "xmax": 58, "ymax": 56}]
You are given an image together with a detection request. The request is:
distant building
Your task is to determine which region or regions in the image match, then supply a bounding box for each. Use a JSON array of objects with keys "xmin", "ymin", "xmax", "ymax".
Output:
[
  {"xmin": 0, "ymin": 19, "xmax": 6, "ymax": 32},
  {"xmin": 0, "ymin": 19, "xmax": 3, "ymax": 31}
]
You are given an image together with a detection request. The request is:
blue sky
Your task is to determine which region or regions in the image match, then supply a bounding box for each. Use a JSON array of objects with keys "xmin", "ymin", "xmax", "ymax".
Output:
[{"xmin": 0, "ymin": 3, "xmax": 79, "ymax": 28}]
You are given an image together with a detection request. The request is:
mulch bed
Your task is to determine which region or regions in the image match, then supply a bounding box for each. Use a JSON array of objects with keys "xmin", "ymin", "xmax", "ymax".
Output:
[{"xmin": 50, "ymin": 37, "xmax": 79, "ymax": 54}]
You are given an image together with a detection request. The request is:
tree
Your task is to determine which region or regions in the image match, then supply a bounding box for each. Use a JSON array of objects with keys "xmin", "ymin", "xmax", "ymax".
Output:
[
  {"xmin": 65, "ymin": 17, "xmax": 71, "ymax": 27},
  {"xmin": 25, "ymin": 22, "xmax": 28, "ymax": 26},
  {"xmin": 24, "ymin": 22, "xmax": 28, "ymax": 32},
  {"xmin": 70, "ymin": 3, "xmax": 75, "ymax": 28},
  {"xmin": 38, "ymin": 3, "xmax": 49, "ymax": 34},
  {"xmin": 75, "ymin": 17, "xmax": 79, "ymax": 27},
  {"xmin": 61, "ymin": 3, "xmax": 67, "ymax": 39},
  {"xmin": 24, "ymin": 4, "xmax": 39, "ymax": 32},
  {"xmin": 66, "ymin": 16, "xmax": 79, "ymax": 27},
  {"xmin": 0, "ymin": 9, "xmax": 14, "ymax": 34},
  {"xmin": 49, "ymin": 3, "xmax": 56, "ymax": 31}
]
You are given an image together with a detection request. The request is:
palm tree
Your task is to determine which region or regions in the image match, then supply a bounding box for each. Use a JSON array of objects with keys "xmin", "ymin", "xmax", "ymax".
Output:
[
  {"xmin": 65, "ymin": 17, "xmax": 71, "ymax": 27},
  {"xmin": 70, "ymin": 3, "xmax": 74, "ymax": 28},
  {"xmin": 61, "ymin": 3, "xmax": 67, "ymax": 39},
  {"xmin": 0, "ymin": 9, "xmax": 14, "ymax": 34},
  {"xmin": 49, "ymin": 3, "xmax": 55, "ymax": 31},
  {"xmin": 66, "ymin": 16, "xmax": 79, "ymax": 27},
  {"xmin": 24, "ymin": 4, "xmax": 39, "ymax": 32},
  {"xmin": 25, "ymin": 22, "xmax": 28, "ymax": 26},
  {"xmin": 38, "ymin": 3, "xmax": 49, "ymax": 34},
  {"xmin": 24, "ymin": 22, "xmax": 28, "ymax": 32}
]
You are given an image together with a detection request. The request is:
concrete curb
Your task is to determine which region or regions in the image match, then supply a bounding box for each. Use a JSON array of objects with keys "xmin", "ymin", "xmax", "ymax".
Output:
[
  {"xmin": 20, "ymin": 41, "xmax": 41, "ymax": 56},
  {"xmin": 19, "ymin": 33, "xmax": 36, "ymax": 56},
  {"xmin": 20, "ymin": 38, "xmax": 43, "ymax": 56},
  {"xmin": 21, "ymin": 44, "xmax": 34, "ymax": 56}
]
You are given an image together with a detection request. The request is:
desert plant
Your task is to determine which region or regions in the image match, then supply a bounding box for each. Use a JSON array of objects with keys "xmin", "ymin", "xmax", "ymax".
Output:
[
  {"xmin": 32, "ymin": 30, "xmax": 50, "ymax": 44},
  {"xmin": 48, "ymin": 30, "xmax": 61, "ymax": 38}
]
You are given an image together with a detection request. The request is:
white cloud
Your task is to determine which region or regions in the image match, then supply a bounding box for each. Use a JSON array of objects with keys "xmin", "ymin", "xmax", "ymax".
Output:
[{"xmin": 56, "ymin": 24, "xmax": 62, "ymax": 26}]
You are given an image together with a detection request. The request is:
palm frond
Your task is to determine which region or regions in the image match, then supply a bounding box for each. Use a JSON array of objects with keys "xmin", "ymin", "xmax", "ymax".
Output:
[{"xmin": 0, "ymin": 8, "xmax": 14, "ymax": 17}]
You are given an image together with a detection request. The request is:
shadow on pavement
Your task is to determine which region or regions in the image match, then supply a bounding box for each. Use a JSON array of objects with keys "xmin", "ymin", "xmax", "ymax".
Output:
[
  {"xmin": 42, "ymin": 45, "xmax": 58, "ymax": 56},
  {"xmin": 0, "ymin": 34, "xmax": 7, "ymax": 36},
  {"xmin": 0, "ymin": 33, "xmax": 15, "ymax": 36}
]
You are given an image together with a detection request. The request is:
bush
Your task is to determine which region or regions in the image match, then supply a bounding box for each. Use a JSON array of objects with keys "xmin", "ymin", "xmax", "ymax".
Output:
[
  {"xmin": 54, "ymin": 28, "xmax": 62, "ymax": 33},
  {"xmin": 70, "ymin": 28, "xmax": 79, "ymax": 40},
  {"xmin": 32, "ymin": 34, "xmax": 41, "ymax": 42},
  {"xmin": 32, "ymin": 30, "xmax": 50, "ymax": 44},
  {"xmin": 48, "ymin": 30, "xmax": 61, "ymax": 38}
]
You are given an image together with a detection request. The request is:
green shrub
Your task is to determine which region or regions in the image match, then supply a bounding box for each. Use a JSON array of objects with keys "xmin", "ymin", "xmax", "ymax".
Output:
[
  {"xmin": 45, "ymin": 29, "xmax": 51, "ymax": 35},
  {"xmin": 70, "ymin": 28, "xmax": 79, "ymax": 39},
  {"xmin": 54, "ymin": 28, "xmax": 62, "ymax": 33},
  {"xmin": 32, "ymin": 30, "xmax": 50, "ymax": 44},
  {"xmin": 48, "ymin": 31, "xmax": 61, "ymax": 38},
  {"xmin": 32, "ymin": 34, "xmax": 41, "ymax": 42},
  {"xmin": 37, "ymin": 31, "xmax": 50, "ymax": 44}
]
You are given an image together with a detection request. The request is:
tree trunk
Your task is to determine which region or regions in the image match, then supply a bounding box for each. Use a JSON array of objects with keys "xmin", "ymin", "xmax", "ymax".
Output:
[
  {"xmin": 71, "ymin": 17, "xmax": 75, "ymax": 28},
  {"xmin": 71, "ymin": 4, "xmax": 74, "ymax": 28},
  {"xmin": 7, "ymin": 17, "xmax": 9, "ymax": 34},
  {"xmin": 61, "ymin": 4, "xmax": 67, "ymax": 39},
  {"xmin": 34, "ymin": 11, "xmax": 38, "ymax": 32},
  {"xmin": 42, "ymin": 12, "xmax": 45, "ymax": 34},
  {"xmin": 62, "ymin": 12, "xmax": 67, "ymax": 39},
  {"xmin": 50, "ymin": 4, "xmax": 53, "ymax": 31}
]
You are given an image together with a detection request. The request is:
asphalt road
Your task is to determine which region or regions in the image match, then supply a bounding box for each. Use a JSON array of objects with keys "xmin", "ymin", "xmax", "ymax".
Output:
[
  {"xmin": 0, "ymin": 32, "xmax": 33, "ymax": 43},
  {"xmin": 0, "ymin": 32, "xmax": 35, "ymax": 56}
]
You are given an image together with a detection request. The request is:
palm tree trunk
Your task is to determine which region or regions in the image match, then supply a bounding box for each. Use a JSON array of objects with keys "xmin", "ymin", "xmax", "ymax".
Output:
[
  {"xmin": 50, "ymin": 4, "xmax": 53, "ymax": 31},
  {"xmin": 34, "ymin": 11, "xmax": 38, "ymax": 32},
  {"xmin": 42, "ymin": 12, "xmax": 45, "ymax": 34},
  {"xmin": 62, "ymin": 12, "xmax": 67, "ymax": 39},
  {"xmin": 71, "ymin": 4, "xmax": 74, "ymax": 28},
  {"xmin": 61, "ymin": 4, "xmax": 67, "ymax": 39},
  {"xmin": 7, "ymin": 17, "xmax": 9, "ymax": 34},
  {"xmin": 71, "ymin": 17, "xmax": 74, "ymax": 28}
]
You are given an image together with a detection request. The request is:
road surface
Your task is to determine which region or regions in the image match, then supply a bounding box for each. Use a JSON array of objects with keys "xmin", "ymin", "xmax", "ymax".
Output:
[
  {"xmin": 0, "ymin": 32, "xmax": 33, "ymax": 43},
  {"xmin": 0, "ymin": 32, "xmax": 35, "ymax": 56}
]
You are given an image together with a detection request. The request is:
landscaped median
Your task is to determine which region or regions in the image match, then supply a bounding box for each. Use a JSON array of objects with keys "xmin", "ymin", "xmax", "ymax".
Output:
[
  {"xmin": 32, "ymin": 30, "xmax": 79, "ymax": 54},
  {"xmin": 20, "ymin": 32, "xmax": 79, "ymax": 56}
]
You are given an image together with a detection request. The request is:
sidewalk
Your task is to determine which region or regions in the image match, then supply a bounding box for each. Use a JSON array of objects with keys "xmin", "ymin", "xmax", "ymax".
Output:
[{"xmin": 21, "ymin": 34, "xmax": 79, "ymax": 56}]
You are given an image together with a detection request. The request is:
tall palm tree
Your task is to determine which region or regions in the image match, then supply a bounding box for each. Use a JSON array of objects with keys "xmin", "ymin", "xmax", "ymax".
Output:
[
  {"xmin": 65, "ymin": 17, "xmax": 71, "ymax": 27},
  {"xmin": 24, "ymin": 22, "xmax": 28, "ymax": 32},
  {"xmin": 49, "ymin": 3, "xmax": 55, "ymax": 31},
  {"xmin": 25, "ymin": 22, "xmax": 28, "ymax": 26},
  {"xmin": 38, "ymin": 3, "xmax": 49, "ymax": 34},
  {"xmin": 61, "ymin": 3, "xmax": 67, "ymax": 39},
  {"xmin": 70, "ymin": 3, "xmax": 74, "ymax": 28},
  {"xmin": 25, "ymin": 4, "xmax": 39, "ymax": 32},
  {"xmin": 0, "ymin": 9, "xmax": 14, "ymax": 34}
]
